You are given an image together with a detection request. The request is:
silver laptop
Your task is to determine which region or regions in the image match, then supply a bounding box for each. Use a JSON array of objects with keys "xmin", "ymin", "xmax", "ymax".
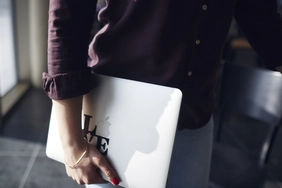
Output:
[{"xmin": 46, "ymin": 74, "xmax": 182, "ymax": 188}]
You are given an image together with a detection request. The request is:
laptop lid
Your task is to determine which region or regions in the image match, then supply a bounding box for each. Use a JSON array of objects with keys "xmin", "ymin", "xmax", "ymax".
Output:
[{"xmin": 46, "ymin": 74, "xmax": 182, "ymax": 188}]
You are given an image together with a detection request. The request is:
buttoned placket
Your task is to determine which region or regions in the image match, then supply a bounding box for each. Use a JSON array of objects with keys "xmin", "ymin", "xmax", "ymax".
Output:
[
  {"xmin": 202, "ymin": 4, "xmax": 208, "ymax": 11},
  {"xmin": 187, "ymin": 2, "xmax": 208, "ymax": 78}
]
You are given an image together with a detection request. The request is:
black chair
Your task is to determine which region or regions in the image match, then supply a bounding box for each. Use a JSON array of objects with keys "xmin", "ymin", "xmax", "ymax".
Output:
[{"xmin": 210, "ymin": 62, "xmax": 282, "ymax": 188}]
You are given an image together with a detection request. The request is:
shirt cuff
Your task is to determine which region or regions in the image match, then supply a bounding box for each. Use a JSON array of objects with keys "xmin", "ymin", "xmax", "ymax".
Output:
[{"xmin": 42, "ymin": 67, "xmax": 94, "ymax": 100}]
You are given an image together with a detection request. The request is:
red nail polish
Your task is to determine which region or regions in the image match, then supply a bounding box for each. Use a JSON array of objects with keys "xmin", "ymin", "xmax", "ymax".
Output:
[{"xmin": 111, "ymin": 177, "xmax": 119, "ymax": 186}]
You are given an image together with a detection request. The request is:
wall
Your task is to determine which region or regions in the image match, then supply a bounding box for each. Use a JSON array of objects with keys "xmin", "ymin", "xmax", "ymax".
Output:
[{"xmin": 15, "ymin": 0, "xmax": 49, "ymax": 88}]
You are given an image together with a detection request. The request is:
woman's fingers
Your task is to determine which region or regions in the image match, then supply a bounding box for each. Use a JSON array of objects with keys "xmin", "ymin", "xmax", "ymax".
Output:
[
  {"xmin": 65, "ymin": 153, "xmax": 107, "ymax": 185},
  {"xmin": 82, "ymin": 168, "xmax": 107, "ymax": 185},
  {"xmin": 64, "ymin": 144, "xmax": 120, "ymax": 186},
  {"xmin": 89, "ymin": 147, "xmax": 120, "ymax": 186}
]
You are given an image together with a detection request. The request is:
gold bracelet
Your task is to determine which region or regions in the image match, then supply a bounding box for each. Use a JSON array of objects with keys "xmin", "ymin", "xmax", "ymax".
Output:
[{"xmin": 64, "ymin": 144, "xmax": 88, "ymax": 168}]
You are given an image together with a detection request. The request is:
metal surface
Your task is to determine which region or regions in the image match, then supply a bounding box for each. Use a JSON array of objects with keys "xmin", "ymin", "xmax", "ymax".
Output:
[
  {"xmin": 220, "ymin": 63, "xmax": 282, "ymax": 126},
  {"xmin": 214, "ymin": 62, "xmax": 282, "ymax": 188}
]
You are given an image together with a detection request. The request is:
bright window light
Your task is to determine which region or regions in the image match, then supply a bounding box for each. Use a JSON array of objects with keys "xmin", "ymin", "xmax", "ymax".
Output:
[{"xmin": 0, "ymin": 0, "xmax": 17, "ymax": 96}]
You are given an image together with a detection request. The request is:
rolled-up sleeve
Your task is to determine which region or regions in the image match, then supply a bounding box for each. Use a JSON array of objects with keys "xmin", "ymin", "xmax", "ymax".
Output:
[
  {"xmin": 234, "ymin": 0, "xmax": 282, "ymax": 70},
  {"xmin": 42, "ymin": 0, "xmax": 97, "ymax": 99}
]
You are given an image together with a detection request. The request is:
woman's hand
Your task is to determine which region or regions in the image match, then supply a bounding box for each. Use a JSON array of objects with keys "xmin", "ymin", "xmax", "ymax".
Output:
[
  {"xmin": 64, "ymin": 142, "xmax": 120, "ymax": 186},
  {"xmin": 52, "ymin": 96, "xmax": 120, "ymax": 186}
]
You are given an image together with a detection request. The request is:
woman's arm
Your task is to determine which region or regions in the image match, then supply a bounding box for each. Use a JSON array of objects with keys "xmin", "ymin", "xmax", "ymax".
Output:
[
  {"xmin": 52, "ymin": 97, "xmax": 85, "ymax": 164},
  {"xmin": 52, "ymin": 97, "xmax": 119, "ymax": 186},
  {"xmin": 43, "ymin": 0, "xmax": 119, "ymax": 186}
]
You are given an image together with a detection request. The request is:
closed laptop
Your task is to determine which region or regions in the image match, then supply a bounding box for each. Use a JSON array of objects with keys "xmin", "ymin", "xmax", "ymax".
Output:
[{"xmin": 46, "ymin": 74, "xmax": 182, "ymax": 188}]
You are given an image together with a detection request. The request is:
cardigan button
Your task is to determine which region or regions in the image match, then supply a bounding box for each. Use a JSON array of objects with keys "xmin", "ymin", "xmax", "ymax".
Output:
[{"xmin": 187, "ymin": 71, "xmax": 192, "ymax": 76}]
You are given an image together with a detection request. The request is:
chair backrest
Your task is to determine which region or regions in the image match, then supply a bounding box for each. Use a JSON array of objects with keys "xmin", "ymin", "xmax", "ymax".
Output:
[{"xmin": 219, "ymin": 63, "xmax": 282, "ymax": 126}]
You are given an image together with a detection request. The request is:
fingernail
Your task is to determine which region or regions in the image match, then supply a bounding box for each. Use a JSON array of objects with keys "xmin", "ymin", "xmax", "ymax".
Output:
[{"xmin": 111, "ymin": 177, "xmax": 119, "ymax": 186}]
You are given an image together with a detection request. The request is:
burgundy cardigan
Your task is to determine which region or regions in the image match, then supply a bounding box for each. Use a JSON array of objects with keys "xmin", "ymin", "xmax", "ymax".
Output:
[{"xmin": 43, "ymin": 0, "xmax": 282, "ymax": 129}]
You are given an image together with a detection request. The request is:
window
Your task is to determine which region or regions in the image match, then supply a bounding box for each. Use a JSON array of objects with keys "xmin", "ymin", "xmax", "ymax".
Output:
[{"xmin": 0, "ymin": 0, "xmax": 17, "ymax": 96}]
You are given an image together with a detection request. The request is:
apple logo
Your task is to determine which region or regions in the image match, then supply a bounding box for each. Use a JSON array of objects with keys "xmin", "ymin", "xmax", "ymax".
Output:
[{"xmin": 96, "ymin": 116, "xmax": 111, "ymax": 137}]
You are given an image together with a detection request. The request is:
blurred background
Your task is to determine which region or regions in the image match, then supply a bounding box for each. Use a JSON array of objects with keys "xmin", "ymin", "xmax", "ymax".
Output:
[{"xmin": 0, "ymin": 0, "xmax": 282, "ymax": 188}]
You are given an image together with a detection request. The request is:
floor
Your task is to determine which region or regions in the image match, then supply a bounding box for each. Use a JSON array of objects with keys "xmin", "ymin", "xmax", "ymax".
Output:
[
  {"xmin": 0, "ymin": 87, "xmax": 282, "ymax": 188},
  {"xmin": 0, "ymin": 89, "xmax": 82, "ymax": 188}
]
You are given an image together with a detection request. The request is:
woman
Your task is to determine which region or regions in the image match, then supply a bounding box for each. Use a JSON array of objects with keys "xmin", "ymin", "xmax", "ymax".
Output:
[{"xmin": 43, "ymin": 0, "xmax": 282, "ymax": 187}]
